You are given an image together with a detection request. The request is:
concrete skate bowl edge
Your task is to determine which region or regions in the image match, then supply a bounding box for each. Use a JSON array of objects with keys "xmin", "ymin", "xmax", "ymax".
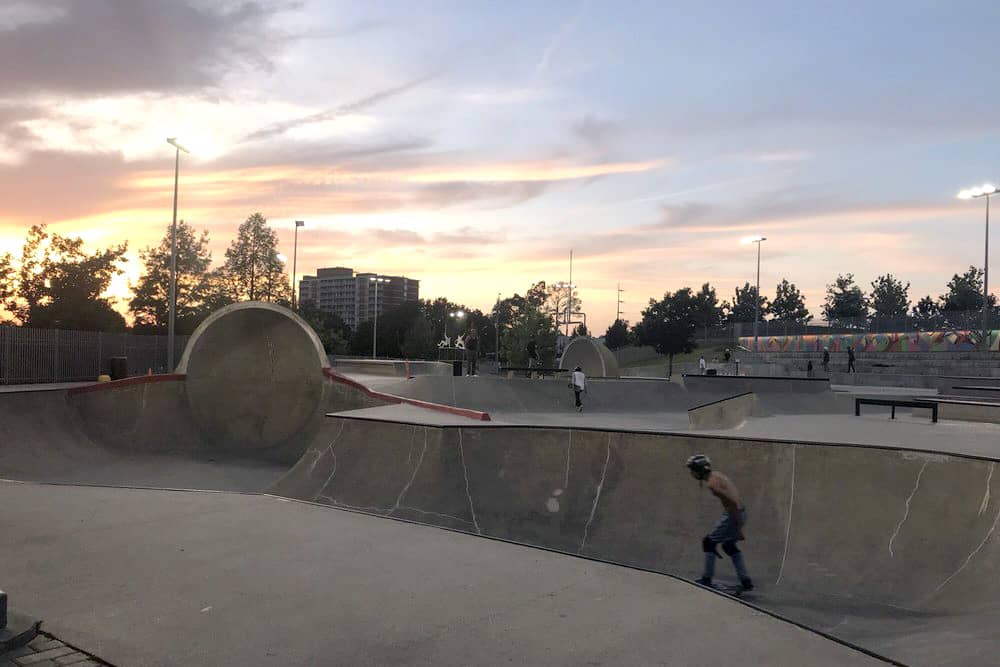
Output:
[
  {"xmin": 177, "ymin": 301, "xmax": 331, "ymax": 460},
  {"xmin": 272, "ymin": 418, "xmax": 1000, "ymax": 666},
  {"xmin": 559, "ymin": 337, "xmax": 620, "ymax": 377}
]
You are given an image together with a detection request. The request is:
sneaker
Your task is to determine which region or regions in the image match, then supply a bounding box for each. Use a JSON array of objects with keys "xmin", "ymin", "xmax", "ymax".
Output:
[
  {"xmin": 739, "ymin": 577, "xmax": 754, "ymax": 591},
  {"xmin": 696, "ymin": 577, "xmax": 712, "ymax": 586},
  {"xmin": 577, "ymin": 405, "xmax": 583, "ymax": 412}
]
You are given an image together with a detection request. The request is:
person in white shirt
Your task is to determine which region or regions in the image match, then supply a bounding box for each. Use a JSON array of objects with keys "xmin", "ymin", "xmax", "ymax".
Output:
[
  {"xmin": 698, "ymin": 356, "xmax": 707, "ymax": 374},
  {"xmin": 571, "ymin": 366, "xmax": 586, "ymax": 412}
]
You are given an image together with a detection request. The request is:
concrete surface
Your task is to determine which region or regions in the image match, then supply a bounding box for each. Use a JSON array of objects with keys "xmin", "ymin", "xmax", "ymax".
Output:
[
  {"xmin": 688, "ymin": 392, "xmax": 755, "ymax": 430},
  {"xmin": 177, "ymin": 302, "xmax": 331, "ymax": 459},
  {"xmin": 272, "ymin": 414, "xmax": 1000, "ymax": 665},
  {"xmin": 559, "ymin": 337, "xmax": 620, "ymax": 378},
  {"xmin": 0, "ymin": 482, "xmax": 885, "ymax": 667}
]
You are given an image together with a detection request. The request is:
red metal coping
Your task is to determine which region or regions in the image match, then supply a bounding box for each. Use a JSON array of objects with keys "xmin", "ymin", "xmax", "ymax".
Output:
[
  {"xmin": 67, "ymin": 374, "xmax": 187, "ymax": 395},
  {"xmin": 322, "ymin": 367, "xmax": 492, "ymax": 422}
]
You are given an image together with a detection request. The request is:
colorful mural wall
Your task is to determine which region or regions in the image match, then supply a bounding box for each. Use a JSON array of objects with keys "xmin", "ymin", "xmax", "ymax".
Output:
[{"xmin": 739, "ymin": 329, "xmax": 1000, "ymax": 353}]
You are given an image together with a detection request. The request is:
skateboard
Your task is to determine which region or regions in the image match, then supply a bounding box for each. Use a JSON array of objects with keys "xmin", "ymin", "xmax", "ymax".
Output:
[{"xmin": 700, "ymin": 581, "xmax": 750, "ymax": 598}]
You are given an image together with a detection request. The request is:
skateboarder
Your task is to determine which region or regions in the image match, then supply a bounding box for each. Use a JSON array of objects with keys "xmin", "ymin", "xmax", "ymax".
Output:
[
  {"xmin": 466, "ymin": 328, "xmax": 479, "ymax": 376},
  {"xmin": 822, "ymin": 347, "xmax": 830, "ymax": 373},
  {"xmin": 686, "ymin": 454, "xmax": 753, "ymax": 591},
  {"xmin": 847, "ymin": 345, "xmax": 856, "ymax": 373},
  {"xmin": 571, "ymin": 365, "xmax": 586, "ymax": 412},
  {"xmin": 526, "ymin": 339, "xmax": 538, "ymax": 369}
]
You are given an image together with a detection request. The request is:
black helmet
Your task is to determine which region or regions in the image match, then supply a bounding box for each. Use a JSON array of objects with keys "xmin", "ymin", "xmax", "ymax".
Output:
[
  {"xmin": 686, "ymin": 454, "xmax": 712, "ymax": 480},
  {"xmin": 574, "ymin": 365, "xmax": 583, "ymax": 372}
]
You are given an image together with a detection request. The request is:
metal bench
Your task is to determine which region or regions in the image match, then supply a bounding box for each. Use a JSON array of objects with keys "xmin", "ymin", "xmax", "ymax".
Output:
[{"xmin": 855, "ymin": 397, "xmax": 938, "ymax": 423}]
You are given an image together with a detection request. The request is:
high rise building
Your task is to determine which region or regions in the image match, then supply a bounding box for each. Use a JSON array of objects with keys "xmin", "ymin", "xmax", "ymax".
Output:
[{"xmin": 298, "ymin": 267, "xmax": 419, "ymax": 328}]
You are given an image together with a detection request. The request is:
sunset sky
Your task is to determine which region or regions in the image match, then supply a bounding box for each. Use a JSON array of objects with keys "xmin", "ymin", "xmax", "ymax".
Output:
[{"xmin": 1, "ymin": 0, "xmax": 998, "ymax": 332}]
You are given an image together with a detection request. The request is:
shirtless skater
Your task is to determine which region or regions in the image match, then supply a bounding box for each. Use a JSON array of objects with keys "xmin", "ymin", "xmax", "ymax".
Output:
[{"xmin": 686, "ymin": 454, "xmax": 754, "ymax": 591}]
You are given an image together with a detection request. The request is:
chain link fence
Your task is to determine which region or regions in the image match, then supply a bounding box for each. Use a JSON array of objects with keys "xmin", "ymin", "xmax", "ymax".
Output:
[{"xmin": 0, "ymin": 326, "xmax": 189, "ymax": 385}]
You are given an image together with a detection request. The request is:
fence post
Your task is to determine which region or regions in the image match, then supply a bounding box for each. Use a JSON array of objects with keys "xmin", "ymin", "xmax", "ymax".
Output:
[{"xmin": 53, "ymin": 329, "xmax": 59, "ymax": 383}]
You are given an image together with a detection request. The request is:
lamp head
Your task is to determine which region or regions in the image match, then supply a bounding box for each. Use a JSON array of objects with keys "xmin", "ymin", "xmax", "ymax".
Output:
[{"xmin": 166, "ymin": 137, "xmax": 190, "ymax": 154}]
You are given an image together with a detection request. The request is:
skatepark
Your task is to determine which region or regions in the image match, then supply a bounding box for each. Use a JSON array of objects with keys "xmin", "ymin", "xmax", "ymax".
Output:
[{"xmin": 4, "ymin": 302, "xmax": 1000, "ymax": 666}]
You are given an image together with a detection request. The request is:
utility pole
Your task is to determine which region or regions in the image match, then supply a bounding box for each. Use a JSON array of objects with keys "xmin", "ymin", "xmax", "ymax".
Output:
[
  {"xmin": 616, "ymin": 283, "xmax": 625, "ymax": 322},
  {"xmin": 566, "ymin": 250, "xmax": 573, "ymax": 336}
]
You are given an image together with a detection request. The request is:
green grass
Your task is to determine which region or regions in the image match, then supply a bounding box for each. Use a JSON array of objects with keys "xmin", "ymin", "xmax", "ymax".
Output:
[{"xmin": 619, "ymin": 339, "xmax": 736, "ymax": 367}]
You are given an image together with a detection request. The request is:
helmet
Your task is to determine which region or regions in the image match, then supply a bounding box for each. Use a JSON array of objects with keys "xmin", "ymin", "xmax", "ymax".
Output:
[
  {"xmin": 686, "ymin": 454, "xmax": 712, "ymax": 480},
  {"xmin": 574, "ymin": 366, "xmax": 582, "ymax": 372}
]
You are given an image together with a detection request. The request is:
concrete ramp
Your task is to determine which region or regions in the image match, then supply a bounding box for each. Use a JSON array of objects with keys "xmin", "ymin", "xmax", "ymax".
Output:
[
  {"xmin": 273, "ymin": 416, "xmax": 1000, "ymax": 665},
  {"xmin": 688, "ymin": 392, "xmax": 755, "ymax": 429}
]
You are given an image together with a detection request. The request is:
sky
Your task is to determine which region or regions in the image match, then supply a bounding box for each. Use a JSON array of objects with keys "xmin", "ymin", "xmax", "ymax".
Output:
[{"xmin": 1, "ymin": 0, "xmax": 999, "ymax": 333}]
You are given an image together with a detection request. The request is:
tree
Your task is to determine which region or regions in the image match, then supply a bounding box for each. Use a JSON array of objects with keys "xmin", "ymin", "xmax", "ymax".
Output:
[
  {"xmin": 823, "ymin": 274, "xmax": 868, "ymax": 322},
  {"xmin": 940, "ymin": 266, "xmax": 996, "ymax": 312},
  {"xmin": 0, "ymin": 252, "xmax": 14, "ymax": 321},
  {"xmin": 545, "ymin": 281, "xmax": 581, "ymax": 333},
  {"xmin": 572, "ymin": 323, "xmax": 589, "ymax": 338},
  {"xmin": 298, "ymin": 300, "xmax": 351, "ymax": 355},
  {"xmin": 8, "ymin": 225, "xmax": 128, "ymax": 330},
  {"xmin": 692, "ymin": 282, "xmax": 724, "ymax": 338},
  {"xmin": 129, "ymin": 220, "xmax": 222, "ymax": 334},
  {"xmin": 727, "ymin": 282, "xmax": 767, "ymax": 323},
  {"xmin": 768, "ymin": 279, "xmax": 811, "ymax": 323},
  {"xmin": 220, "ymin": 213, "xmax": 290, "ymax": 302},
  {"xmin": 501, "ymin": 307, "xmax": 558, "ymax": 367},
  {"xmin": 634, "ymin": 288, "xmax": 699, "ymax": 376},
  {"xmin": 911, "ymin": 295, "xmax": 942, "ymax": 330},
  {"xmin": 869, "ymin": 274, "xmax": 910, "ymax": 320},
  {"xmin": 402, "ymin": 317, "xmax": 435, "ymax": 359},
  {"xmin": 604, "ymin": 319, "xmax": 630, "ymax": 350}
]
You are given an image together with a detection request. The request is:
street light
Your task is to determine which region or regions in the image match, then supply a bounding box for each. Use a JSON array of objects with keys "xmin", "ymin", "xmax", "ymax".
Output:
[
  {"xmin": 166, "ymin": 137, "xmax": 189, "ymax": 372},
  {"xmin": 957, "ymin": 183, "xmax": 998, "ymax": 346},
  {"xmin": 292, "ymin": 220, "xmax": 304, "ymax": 310},
  {"xmin": 447, "ymin": 310, "xmax": 465, "ymax": 340},
  {"xmin": 741, "ymin": 235, "xmax": 767, "ymax": 347},
  {"xmin": 554, "ymin": 281, "xmax": 576, "ymax": 335},
  {"xmin": 369, "ymin": 276, "xmax": 390, "ymax": 358}
]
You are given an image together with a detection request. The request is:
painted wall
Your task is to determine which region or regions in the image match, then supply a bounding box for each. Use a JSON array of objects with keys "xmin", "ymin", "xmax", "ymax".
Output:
[{"xmin": 739, "ymin": 329, "xmax": 1000, "ymax": 353}]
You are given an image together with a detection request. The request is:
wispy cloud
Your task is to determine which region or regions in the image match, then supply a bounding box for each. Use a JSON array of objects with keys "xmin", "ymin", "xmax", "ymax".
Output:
[
  {"xmin": 753, "ymin": 150, "xmax": 813, "ymax": 163},
  {"xmin": 535, "ymin": 0, "xmax": 588, "ymax": 76}
]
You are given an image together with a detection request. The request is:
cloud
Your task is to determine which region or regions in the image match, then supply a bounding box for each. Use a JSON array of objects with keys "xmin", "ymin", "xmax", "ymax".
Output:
[
  {"xmin": 753, "ymin": 150, "xmax": 813, "ymax": 163},
  {"xmin": 0, "ymin": 0, "xmax": 284, "ymax": 95},
  {"xmin": 243, "ymin": 73, "xmax": 438, "ymax": 142},
  {"xmin": 535, "ymin": 0, "xmax": 588, "ymax": 76},
  {"xmin": 415, "ymin": 181, "xmax": 551, "ymax": 208},
  {"xmin": 572, "ymin": 115, "xmax": 618, "ymax": 150}
]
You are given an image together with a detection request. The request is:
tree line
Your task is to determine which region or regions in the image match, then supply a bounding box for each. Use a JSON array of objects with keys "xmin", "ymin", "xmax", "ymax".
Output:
[
  {"xmin": 602, "ymin": 268, "xmax": 997, "ymax": 365},
  {"xmin": 0, "ymin": 213, "xmax": 291, "ymax": 333}
]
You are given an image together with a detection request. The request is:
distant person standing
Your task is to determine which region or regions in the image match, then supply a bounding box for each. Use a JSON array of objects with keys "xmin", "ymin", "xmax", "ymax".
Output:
[
  {"xmin": 822, "ymin": 347, "xmax": 830, "ymax": 373},
  {"xmin": 723, "ymin": 349, "xmax": 732, "ymax": 363},
  {"xmin": 526, "ymin": 339, "xmax": 538, "ymax": 369},
  {"xmin": 698, "ymin": 356, "xmax": 707, "ymax": 374},
  {"xmin": 571, "ymin": 365, "xmax": 586, "ymax": 412},
  {"xmin": 466, "ymin": 328, "xmax": 479, "ymax": 376},
  {"xmin": 806, "ymin": 360, "xmax": 814, "ymax": 378},
  {"xmin": 847, "ymin": 345, "xmax": 856, "ymax": 373},
  {"xmin": 686, "ymin": 454, "xmax": 753, "ymax": 592}
]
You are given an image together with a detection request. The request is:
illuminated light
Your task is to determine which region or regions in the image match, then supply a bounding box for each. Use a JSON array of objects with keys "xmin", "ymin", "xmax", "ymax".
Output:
[{"xmin": 276, "ymin": 253, "xmax": 288, "ymax": 263}]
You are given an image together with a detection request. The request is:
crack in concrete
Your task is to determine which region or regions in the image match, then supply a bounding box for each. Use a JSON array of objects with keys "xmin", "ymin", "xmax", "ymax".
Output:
[
  {"xmin": 563, "ymin": 430, "xmax": 573, "ymax": 490},
  {"xmin": 579, "ymin": 434, "xmax": 612, "ymax": 553},
  {"xmin": 308, "ymin": 421, "xmax": 346, "ymax": 476},
  {"xmin": 931, "ymin": 502, "xmax": 1000, "ymax": 597},
  {"xmin": 396, "ymin": 506, "xmax": 475, "ymax": 526},
  {"xmin": 888, "ymin": 461, "xmax": 928, "ymax": 558},
  {"xmin": 391, "ymin": 428, "xmax": 428, "ymax": 514},
  {"xmin": 457, "ymin": 429, "xmax": 481, "ymax": 534},
  {"xmin": 312, "ymin": 423, "xmax": 349, "ymax": 501},
  {"xmin": 979, "ymin": 462, "xmax": 995, "ymax": 517},
  {"xmin": 775, "ymin": 444, "xmax": 796, "ymax": 586}
]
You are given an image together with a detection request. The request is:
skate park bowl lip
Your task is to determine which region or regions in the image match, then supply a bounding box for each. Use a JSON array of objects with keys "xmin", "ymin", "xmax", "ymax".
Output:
[
  {"xmin": 66, "ymin": 373, "xmax": 186, "ymax": 395},
  {"xmin": 683, "ymin": 374, "xmax": 831, "ymax": 393},
  {"xmin": 687, "ymin": 391, "xmax": 756, "ymax": 430},
  {"xmin": 323, "ymin": 368, "xmax": 491, "ymax": 421},
  {"xmin": 559, "ymin": 337, "xmax": 620, "ymax": 378}
]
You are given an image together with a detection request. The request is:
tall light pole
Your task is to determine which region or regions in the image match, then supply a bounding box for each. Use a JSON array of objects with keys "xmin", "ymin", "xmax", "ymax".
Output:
[
  {"xmin": 494, "ymin": 293, "xmax": 501, "ymax": 373},
  {"xmin": 292, "ymin": 220, "xmax": 304, "ymax": 310},
  {"xmin": 166, "ymin": 137, "xmax": 189, "ymax": 372},
  {"xmin": 958, "ymin": 184, "xmax": 998, "ymax": 347},
  {"xmin": 741, "ymin": 235, "xmax": 767, "ymax": 347},
  {"xmin": 369, "ymin": 276, "xmax": 389, "ymax": 358}
]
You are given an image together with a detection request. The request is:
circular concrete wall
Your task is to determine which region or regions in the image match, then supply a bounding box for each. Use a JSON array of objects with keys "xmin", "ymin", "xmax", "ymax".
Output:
[
  {"xmin": 559, "ymin": 337, "xmax": 620, "ymax": 378},
  {"xmin": 177, "ymin": 302, "xmax": 329, "ymax": 453}
]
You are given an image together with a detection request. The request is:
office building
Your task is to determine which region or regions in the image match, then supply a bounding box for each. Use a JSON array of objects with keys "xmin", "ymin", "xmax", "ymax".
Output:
[{"xmin": 298, "ymin": 267, "xmax": 419, "ymax": 328}]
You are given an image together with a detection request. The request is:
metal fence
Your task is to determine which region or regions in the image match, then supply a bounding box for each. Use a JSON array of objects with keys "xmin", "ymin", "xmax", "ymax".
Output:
[
  {"xmin": 733, "ymin": 308, "xmax": 1000, "ymax": 339},
  {"xmin": 0, "ymin": 326, "xmax": 189, "ymax": 385}
]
